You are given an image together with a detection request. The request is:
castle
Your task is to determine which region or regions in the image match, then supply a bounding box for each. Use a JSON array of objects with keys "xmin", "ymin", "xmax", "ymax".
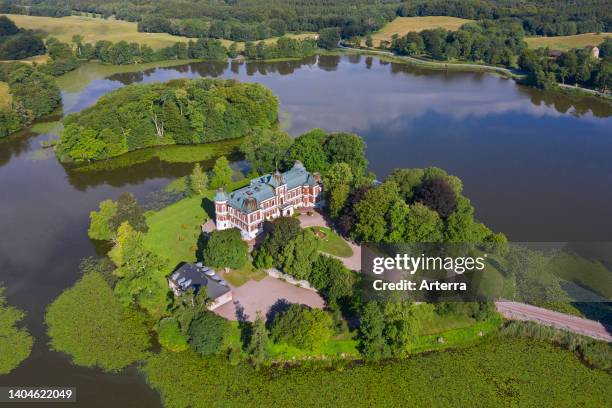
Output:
[{"xmin": 214, "ymin": 161, "xmax": 322, "ymax": 240}]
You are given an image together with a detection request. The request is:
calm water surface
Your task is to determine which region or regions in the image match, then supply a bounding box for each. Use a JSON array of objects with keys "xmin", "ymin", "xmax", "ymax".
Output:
[{"xmin": 0, "ymin": 55, "xmax": 611, "ymax": 407}]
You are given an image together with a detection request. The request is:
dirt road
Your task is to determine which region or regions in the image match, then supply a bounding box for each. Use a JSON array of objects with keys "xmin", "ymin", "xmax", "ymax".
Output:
[{"xmin": 496, "ymin": 300, "xmax": 611, "ymax": 342}]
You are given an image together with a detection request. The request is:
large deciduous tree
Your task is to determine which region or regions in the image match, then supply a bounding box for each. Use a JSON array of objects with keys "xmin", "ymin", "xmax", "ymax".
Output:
[{"xmin": 202, "ymin": 228, "xmax": 248, "ymax": 269}]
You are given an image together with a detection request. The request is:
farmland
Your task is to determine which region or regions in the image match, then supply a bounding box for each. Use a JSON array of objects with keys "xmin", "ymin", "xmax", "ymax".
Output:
[
  {"xmin": 366, "ymin": 16, "xmax": 473, "ymax": 47},
  {"xmin": 0, "ymin": 82, "xmax": 10, "ymax": 107},
  {"xmin": 525, "ymin": 32, "xmax": 611, "ymax": 51},
  {"xmin": 0, "ymin": 14, "xmax": 316, "ymax": 50}
]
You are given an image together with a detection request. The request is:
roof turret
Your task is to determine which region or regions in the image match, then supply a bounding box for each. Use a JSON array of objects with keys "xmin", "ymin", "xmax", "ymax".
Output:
[{"xmin": 215, "ymin": 188, "xmax": 228, "ymax": 202}]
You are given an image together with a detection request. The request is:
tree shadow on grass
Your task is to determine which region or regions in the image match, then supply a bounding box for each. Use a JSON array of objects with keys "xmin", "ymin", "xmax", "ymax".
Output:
[{"xmin": 201, "ymin": 197, "xmax": 215, "ymax": 219}]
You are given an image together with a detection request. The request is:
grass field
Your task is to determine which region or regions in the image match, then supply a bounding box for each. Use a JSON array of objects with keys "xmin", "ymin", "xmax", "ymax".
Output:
[
  {"xmin": 223, "ymin": 263, "xmax": 267, "ymax": 287},
  {"xmin": 1, "ymin": 14, "xmax": 316, "ymax": 51},
  {"xmin": 307, "ymin": 226, "xmax": 353, "ymax": 258},
  {"xmin": 366, "ymin": 16, "xmax": 473, "ymax": 47},
  {"xmin": 525, "ymin": 32, "xmax": 611, "ymax": 51},
  {"xmin": 1, "ymin": 14, "xmax": 191, "ymax": 50},
  {"xmin": 143, "ymin": 196, "xmax": 206, "ymax": 269},
  {"xmin": 0, "ymin": 82, "xmax": 10, "ymax": 107}
]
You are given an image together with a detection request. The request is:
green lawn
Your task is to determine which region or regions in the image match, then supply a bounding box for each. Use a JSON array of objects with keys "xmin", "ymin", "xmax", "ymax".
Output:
[
  {"xmin": 419, "ymin": 312, "xmax": 476, "ymax": 335},
  {"xmin": 270, "ymin": 334, "xmax": 359, "ymax": 360},
  {"xmin": 223, "ymin": 263, "xmax": 267, "ymax": 287},
  {"xmin": 409, "ymin": 314, "xmax": 502, "ymax": 353},
  {"xmin": 307, "ymin": 226, "xmax": 353, "ymax": 258},
  {"xmin": 143, "ymin": 196, "xmax": 206, "ymax": 270}
]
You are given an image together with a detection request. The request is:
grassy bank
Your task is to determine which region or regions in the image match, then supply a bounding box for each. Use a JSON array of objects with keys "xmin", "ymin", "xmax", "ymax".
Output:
[
  {"xmin": 142, "ymin": 338, "xmax": 610, "ymax": 408},
  {"xmin": 526, "ymin": 32, "xmax": 611, "ymax": 51},
  {"xmin": 367, "ymin": 16, "xmax": 473, "ymax": 47}
]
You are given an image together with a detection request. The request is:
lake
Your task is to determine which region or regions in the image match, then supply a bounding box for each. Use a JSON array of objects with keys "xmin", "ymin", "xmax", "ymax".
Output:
[{"xmin": 0, "ymin": 54, "xmax": 610, "ymax": 407}]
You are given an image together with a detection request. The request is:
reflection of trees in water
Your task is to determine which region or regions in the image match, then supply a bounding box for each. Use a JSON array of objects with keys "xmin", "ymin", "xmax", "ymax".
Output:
[
  {"xmin": 243, "ymin": 55, "xmax": 317, "ymax": 76},
  {"xmin": 317, "ymin": 55, "xmax": 340, "ymax": 71},
  {"xmin": 190, "ymin": 61, "xmax": 229, "ymax": 78},
  {"xmin": 64, "ymin": 148, "xmax": 243, "ymax": 191},
  {"xmin": 0, "ymin": 130, "xmax": 35, "ymax": 167},
  {"xmin": 519, "ymin": 86, "xmax": 612, "ymax": 118},
  {"xmin": 107, "ymin": 71, "xmax": 144, "ymax": 85},
  {"xmin": 365, "ymin": 57, "xmax": 373, "ymax": 70}
]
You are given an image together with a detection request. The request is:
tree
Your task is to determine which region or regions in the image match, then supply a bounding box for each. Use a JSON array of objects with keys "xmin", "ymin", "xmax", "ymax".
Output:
[
  {"xmin": 261, "ymin": 216, "xmax": 301, "ymax": 259},
  {"xmin": 414, "ymin": 177, "xmax": 457, "ymax": 218},
  {"xmin": 209, "ymin": 156, "xmax": 233, "ymax": 189},
  {"xmin": 202, "ymin": 228, "xmax": 248, "ymax": 269},
  {"xmin": 310, "ymin": 255, "xmax": 354, "ymax": 304},
  {"xmin": 278, "ymin": 230, "xmax": 319, "ymax": 280},
  {"xmin": 270, "ymin": 304, "xmax": 333, "ymax": 350},
  {"xmin": 241, "ymin": 129, "xmax": 293, "ymax": 174},
  {"xmin": 318, "ymin": 28, "xmax": 340, "ymax": 49},
  {"xmin": 187, "ymin": 163, "xmax": 208, "ymax": 196},
  {"xmin": 45, "ymin": 273, "xmax": 150, "ymax": 372},
  {"xmin": 286, "ymin": 128, "xmax": 329, "ymax": 173},
  {"xmin": 110, "ymin": 192, "xmax": 148, "ymax": 233},
  {"xmin": 365, "ymin": 34, "xmax": 374, "ymax": 47},
  {"xmin": 323, "ymin": 132, "xmax": 368, "ymax": 176},
  {"xmin": 383, "ymin": 301, "xmax": 420, "ymax": 356},
  {"xmin": 0, "ymin": 285, "xmax": 33, "ymax": 374},
  {"xmin": 324, "ymin": 162, "xmax": 353, "ymax": 191},
  {"xmin": 247, "ymin": 311, "xmax": 270, "ymax": 366},
  {"xmin": 358, "ymin": 301, "xmax": 388, "ymax": 360},
  {"xmin": 188, "ymin": 311, "xmax": 230, "ymax": 355},
  {"xmin": 328, "ymin": 183, "xmax": 350, "ymax": 218},
  {"xmin": 404, "ymin": 202, "xmax": 444, "ymax": 243},
  {"xmin": 108, "ymin": 222, "xmax": 171, "ymax": 317},
  {"xmin": 0, "ymin": 16, "xmax": 19, "ymax": 36},
  {"xmin": 88, "ymin": 199, "xmax": 118, "ymax": 240}
]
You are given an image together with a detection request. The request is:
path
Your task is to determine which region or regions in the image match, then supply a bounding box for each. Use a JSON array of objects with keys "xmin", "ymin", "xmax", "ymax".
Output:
[{"xmin": 496, "ymin": 300, "xmax": 611, "ymax": 342}]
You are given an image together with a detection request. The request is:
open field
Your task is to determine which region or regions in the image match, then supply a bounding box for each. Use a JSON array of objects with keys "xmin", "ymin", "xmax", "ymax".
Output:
[
  {"xmin": 0, "ymin": 82, "xmax": 10, "ymax": 107},
  {"xmin": 526, "ymin": 33, "xmax": 611, "ymax": 51},
  {"xmin": 1, "ymin": 14, "xmax": 191, "ymax": 49},
  {"xmin": 1, "ymin": 14, "xmax": 317, "ymax": 51},
  {"xmin": 143, "ymin": 196, "xmax": 206, "ymax": 269},
  {"xmin": 366, "ymin": 16, "xmax": 473, "ymax": 46}
]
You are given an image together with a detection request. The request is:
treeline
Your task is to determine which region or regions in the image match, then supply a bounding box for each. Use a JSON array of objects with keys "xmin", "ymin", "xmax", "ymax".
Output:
[
  {"xmin": 0, "ymin": 62, "xmax": 61, "ymax": 137},
  {"xmin": 386, "ymin": 20, "xmax": 611, "ymax": 91},
  {"xmin": 0, "ymin": 15, "xmax": 45, "ymax": 60},
  {"xmin": 18, "ymin": 0, "xmax": 398, "ymax": 40},
  {"xmin": 519, "ymin": 41, "xmax": 611, "ymax": 91},
  {"xmin": 390, "ymin": 20, "xmax": 526, "ymax": 66},
  {"xmin": 0, "ymin": 1, "xmax": 71, "ymax": 17},
  {"xmin": 57, "ymin": 78, "xmax": 278, "ymax": 162},
  {"xmin": 398, "ymin": 0, "xmax": 611, "ymax": 36}
]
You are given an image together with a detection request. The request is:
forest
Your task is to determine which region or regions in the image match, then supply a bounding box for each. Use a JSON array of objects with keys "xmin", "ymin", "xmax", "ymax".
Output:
[
  {"xmin": 2, "ymin": 0, "xmax": 609, "ymax": 41},
  {"xmin": 0, "ymin": 15, "xmax": 45, "ymax": 59},
  {"xmin": 57, "ymin": 78, "xmax": 278, "ymax": 162}
]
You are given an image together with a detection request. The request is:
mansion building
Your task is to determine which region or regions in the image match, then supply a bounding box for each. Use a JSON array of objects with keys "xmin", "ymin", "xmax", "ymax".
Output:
[{"xmin": 214, "ymin": 161, "xmax": 322, "ymax": 240}]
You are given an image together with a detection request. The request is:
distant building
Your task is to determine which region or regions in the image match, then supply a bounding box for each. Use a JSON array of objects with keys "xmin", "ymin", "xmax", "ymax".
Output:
[
  {"xmin": 588, "ymin": 46, "xmax": 600, "ymax": 59},
  {"xmin": 168, "ymin": 263, "xmax": 232, "ymax": 310},
  {"xmin": 548, "ymin": 50, "xmax": 564, "ymax": 59},
  {"xmin": 215, "ymin": 161, "xmax": 323, "ymax": 240}
]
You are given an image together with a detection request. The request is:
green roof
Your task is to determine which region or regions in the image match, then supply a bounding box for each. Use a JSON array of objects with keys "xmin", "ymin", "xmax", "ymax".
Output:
[{"xmin": 228, "ymin": 161, "xmax": 319, "ymax": 213}]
